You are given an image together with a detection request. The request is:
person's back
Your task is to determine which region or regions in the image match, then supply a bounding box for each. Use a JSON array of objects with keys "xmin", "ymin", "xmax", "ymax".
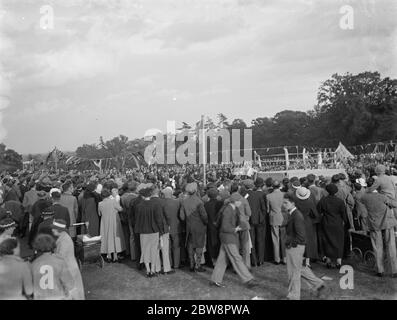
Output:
[
  {"xmin": 372, "ymin": 174, "xmax": 396, "ymax": 199},
  {"xmin": 266, "ymin": 188, "xmax": 284, "ymax": 226},
  {"xmin": 360, "ymin": 192, "xmax": 397, "ymax": 231},
  {"xmin": 31, "ymin": 198, "xmax": 52, "ymax": 222},
  {"xmin": 0, "ymin": 255, "xmax": 33, "ymax": 300},
  {"xmin": 368, "ymin": 165, "xmax": 397, "ymax": 200},
  {"xmin": 31, "ymin": 252, "xmax": 74, "ymax": 300},
  {"xmin": 134, "ymin": 199, "xmax": 162, "ymax": 234},
  {"xmin": 48, "ymin": 203, "xmax": 70, "ymax": 228},
  {"xmin": 163, "ymin": 197, "xmax": 182, "ymax": 234},
  {"xmin": 181, "ymin": 194, "xmax": 207, "ymax": 228},
  {"xmin": 23, "ymin": 188, "xmax": 38, "ymax": 215},
  {"xmin": 59, "ymin": 193, "xmax": 78, "ymax": 235},
  {"xmin": 247, "ymin": 190, "xmax": 266, "ymax": 225}
]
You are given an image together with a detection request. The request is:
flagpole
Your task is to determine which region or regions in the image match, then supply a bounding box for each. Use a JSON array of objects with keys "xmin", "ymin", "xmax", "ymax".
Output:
[
  {"xmin": 202, "ymin": 114, "xmax": 206, "ymax": 186},
  {"xmin": 54, "ymin": 146, "xmax": 58, "ymax": 172}
]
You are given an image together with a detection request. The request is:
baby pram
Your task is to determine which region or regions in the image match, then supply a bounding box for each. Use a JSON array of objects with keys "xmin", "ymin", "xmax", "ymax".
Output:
[
  {"xmin": 350, "ymin": 229, "xmax": 397, "ymax": 271},
  {"xmin": 350, "ymin": 230, "xmax": 376, "ymax": 269},
  {"xmin": 73, "ymin": 222, "xmax": 104, "ymax": 269}
]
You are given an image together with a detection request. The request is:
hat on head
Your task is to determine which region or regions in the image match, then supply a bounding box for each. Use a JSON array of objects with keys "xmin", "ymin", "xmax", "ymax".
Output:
[
  {"xmin": 355, "ymin": 178, "xmax": 367, "ymax": 187},
  {"xmin": 162, "ymin": 187, "xmax": 173, "ymax": 199},
  {"xmin": 95, "ymin": 184, "xmax": 103, "ymax": 194},
  {"xmin": 207, "ymin": 188, "xmax": 218, "ymax": 199},
  {"xmin": 101, "ymin": 189, "xmax": 111, "ymax": 198},
  {"xmin": 292, "ymin": 180, "xmax": 301, "ymax": 189},
  {"xmin": 0, "ymin": 217, "xmax": 16, "ymax": 229},
  {"xmin": 41, "ymin": 177, "xmax": 51, "ymax": 185},
  {"xmin": 37, "ymin": 190, "xmax": 47, "ymax": 199},
  {"xmin": 296, "ymin": 187, "xmax": 310, "ymax": 200},
  {"xmin": 86, "ymin": 182, "xmax": 97, "ymax": 193},
  {"xmin": 242, "ymin": 179, "xmax": 254, "ymax": 189},
  {"xmin": 307, "ymin": 174, "xmax": 316, "ymax": 183},
  {"xmin": 185, "ymin": 182, "xmax": 198, "ymax": 194},
  {"xmin": 375, "ymin": 164, "xmax": 386, "ymax": 175},
  {"xmin": 325, "ymin": 184, "xmax": 338, "ymax": 196},
  {"xmin": 255, "ymin": 177, "xmax": 264, "ymax": 188},
  {"xmin": 229, "ymin": 192, "xmax": 243, "ymax": 203},
  {"xmin": 50, "ymin": 219, "xmax": 68, "ymax": 232},
  {"xmin": 49, "ymin": 188, "xmax": 61, "ymax": 196},
  {"xmin": 139, "ymin": 187, "xmax": 153, "ymax": 198},
  {"xmin": 272, "ymin": 180, "xmax": 281, "ymax": 189}
]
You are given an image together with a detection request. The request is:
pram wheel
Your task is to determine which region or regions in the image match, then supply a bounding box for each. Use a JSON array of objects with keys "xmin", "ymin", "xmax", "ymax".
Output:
[
  {"xmin": 364, "ymin": 251, "xmax": 376, "ymax": 269},
  {"xmin": 351, "ymin": 248, "xmax": 363, "ymax": 264}
]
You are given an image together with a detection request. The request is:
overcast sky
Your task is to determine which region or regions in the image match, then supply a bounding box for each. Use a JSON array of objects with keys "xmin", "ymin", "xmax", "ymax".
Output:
[{"xmin": 0, "ymin": 0, "xmax": 396, "ymax": 154}]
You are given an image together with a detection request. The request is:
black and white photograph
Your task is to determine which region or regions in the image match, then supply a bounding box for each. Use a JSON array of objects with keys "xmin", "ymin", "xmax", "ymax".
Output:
[{"xmin": 0, "ymin": 0, "xmax": 397, "ymax": 306}]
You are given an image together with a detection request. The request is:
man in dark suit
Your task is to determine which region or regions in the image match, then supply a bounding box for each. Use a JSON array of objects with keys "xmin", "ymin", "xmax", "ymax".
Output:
[
  {"xmin": 283, "ymin": 193, "xmax": 325, "ymax": 300},
  {"xmin": 162, "ymin": 187, "xmax": 182, "ymax": 269},
  {"xmin": 244, "ymin": 178, "xmax": 267, "ymax": 267},
  {"xmin": 48, "ymin": 189, "xmax": 70, "ymax": 228}
]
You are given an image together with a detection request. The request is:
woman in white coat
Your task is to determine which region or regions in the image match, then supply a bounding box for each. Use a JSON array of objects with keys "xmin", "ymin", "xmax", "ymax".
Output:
[{"xmin": 51, "ymin": 219, "xmax": 85, "ymax": 300}]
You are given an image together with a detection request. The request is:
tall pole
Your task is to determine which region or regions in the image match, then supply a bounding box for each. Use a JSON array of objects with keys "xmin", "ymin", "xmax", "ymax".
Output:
[
  {"xmin": 202, "ymin": 114, "xmax": 206, "ymax": 186},
  {"xmin": 54, "ymin": 147, "xmax": 58, "ymax": 172}
]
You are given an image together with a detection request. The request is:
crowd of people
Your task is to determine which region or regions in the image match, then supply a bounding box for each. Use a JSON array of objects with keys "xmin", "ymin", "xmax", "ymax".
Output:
[{"xmin": 0, "ymin": 158, "xmax": 396, "ymax": 300}]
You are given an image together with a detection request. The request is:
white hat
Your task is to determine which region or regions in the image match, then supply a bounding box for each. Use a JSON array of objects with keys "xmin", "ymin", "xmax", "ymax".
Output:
[
  {"xmin": 95, "ymin": 183, "xmax": 103, "ymax": 194},
  {"xmin": 355, "ymin": 178, "xmax": 367, "ymax": 187},
  {"xmin": 296, "ymin": 187, "xmax": 310, "ymax": 200},
  {"xmin": 49, "ymin": 188, "xmax": 61, "ymax": 196}
]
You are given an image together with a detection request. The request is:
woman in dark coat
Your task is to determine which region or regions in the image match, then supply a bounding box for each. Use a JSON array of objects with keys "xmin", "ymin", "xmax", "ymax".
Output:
[
  {"xmin": 80, "ymin": 182, "xmax": 101, "ymax": 237},
  {"xmin": 317, "ymin": 184, "xmax": 347, "ymax": 268},
  {"xmin": 204, "ymin": 188, "xmax": 223, "ymax": 266},
  {"xmin": 294, "ymin": 187, "xmax": 321, "ymax": 267}
]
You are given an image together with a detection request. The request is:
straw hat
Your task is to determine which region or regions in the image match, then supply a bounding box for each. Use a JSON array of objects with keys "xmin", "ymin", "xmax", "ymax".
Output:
[{"xmin": 296, "ymin": 187, "xmax": 310, "ymax": 200}]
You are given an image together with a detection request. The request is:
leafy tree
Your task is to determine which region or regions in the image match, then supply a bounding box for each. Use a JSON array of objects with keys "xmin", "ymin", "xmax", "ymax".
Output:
[
  {"xmin": 0, "ymin": 143, "xmax": 23, "ymax": 171},
  {"xmin": 313, "ymin": 72, "xmax": 397, "ymax": 145}
]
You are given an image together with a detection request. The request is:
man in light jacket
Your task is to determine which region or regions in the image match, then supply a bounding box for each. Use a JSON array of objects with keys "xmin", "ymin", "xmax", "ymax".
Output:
[
  {"xmin": 267, "ymin": 180, "xmax": 287, "ymax": 265},
  {"xmin": 360, "ymin": 177, "xmax": 397, "ymax": 278}
]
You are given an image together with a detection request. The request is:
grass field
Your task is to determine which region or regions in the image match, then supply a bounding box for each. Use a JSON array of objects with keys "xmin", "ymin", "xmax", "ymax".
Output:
[
  {"xmin": 81, "ymin": 258, "xmax": 397, "ymax": 300},
  {"xmin": 19, "ymin": 237, "xmax": 396, "ymax": 300}
]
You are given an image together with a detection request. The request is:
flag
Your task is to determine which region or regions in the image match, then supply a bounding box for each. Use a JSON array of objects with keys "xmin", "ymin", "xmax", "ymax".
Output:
[
  {"xmin": 129, "ymin": 153, "xmax": 142, "ymax": 170},
  {"xmin": 46, "ymin": 147, "xmax": 66, "ymax": 164},
  {"xmin": 92, "ymin": 159, "xmax": 102, "ymax": 171}
]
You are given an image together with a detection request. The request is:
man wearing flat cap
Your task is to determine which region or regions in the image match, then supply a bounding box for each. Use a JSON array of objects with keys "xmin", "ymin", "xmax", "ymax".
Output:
[
  {"xmin": 48, "ymin": 189, "xmax": 70, "ymax": 228},
  {"xmin": 211, "ymin": 193, "xmax": 258, "ymax": 288},
  {"xmin": 180, "ymin": 182, "xmax": 208, "ymax": 272},
  {"xmin": 367, "ymin": 164, "xmax": 397, "ymax": 219}
]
